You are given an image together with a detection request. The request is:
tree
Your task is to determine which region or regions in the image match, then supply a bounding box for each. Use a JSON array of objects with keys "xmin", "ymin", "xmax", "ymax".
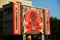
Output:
[{"xmin": 50, "ymin": 17, "xmax": 60, "ymax": 40}]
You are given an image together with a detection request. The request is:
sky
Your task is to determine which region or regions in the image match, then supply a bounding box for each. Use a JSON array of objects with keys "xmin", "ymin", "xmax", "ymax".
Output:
[{"xmin": 26, "ymin": 0, "xmax": 60, "ymax": 19}]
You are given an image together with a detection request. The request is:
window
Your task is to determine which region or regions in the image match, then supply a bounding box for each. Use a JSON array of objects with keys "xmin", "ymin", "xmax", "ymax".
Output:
[
  {"xmin": 0, "ymin": 11, "xmax": 3, "ymax": 18},
  {"xmin": 4, "ymin": 9, "xmax": 8, "ymax": 16},
  {"xmin": 3, "ymin": 21, "xmax": 8, "ymax": 28},
  {"xmin": 3, "ymin": 20, "xmax": 13, "ymax": 28},
  {"xmin": 4, "ymin": 7, "xmax": 12, "ymax": 16},
  {"xmin": 16, "ymin": 7, "xmax": 18, "ymax": 30},
  {"xmin": 16, "ymin": 12, "xmax": 18, "ymax": 30},
  {"xmin": 8, "ymin": 7, "xmax": 12, "ymax": 14},
  {"xmin": 0, "ymin": 22, "xmax": 3, "ymax": 29}
]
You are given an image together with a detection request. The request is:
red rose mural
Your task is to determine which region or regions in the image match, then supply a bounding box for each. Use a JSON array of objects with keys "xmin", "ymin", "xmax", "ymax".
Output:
[{"xmin": 24, "ymin": 10, "xmax": 42, "ymax": 34}]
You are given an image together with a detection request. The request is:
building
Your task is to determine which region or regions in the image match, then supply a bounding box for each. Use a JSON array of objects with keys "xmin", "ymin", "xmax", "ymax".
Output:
[
  {"xmin": 0, "ymin": 0, "xmax": 32, "ymax": 36},
  {"xmin": 0, "ymin": 0, "xmax": 32, "ymax": 8},
  {"xmin": 0, "ymin": 8, "xmax": 3, "ymax": 36},
  {"xmin": 0, "ymin": 0, "xmax": 50, "ymax": 40}
]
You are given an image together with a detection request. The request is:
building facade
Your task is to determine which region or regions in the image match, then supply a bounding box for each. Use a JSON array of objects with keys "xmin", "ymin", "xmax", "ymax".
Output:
[
  {"xmin": 0, "ymin": 1, "xmax": 50, "ymax": 36},
  {"xmin": 0, "ymin": 1, "xmax": 50, "ymax": 40},
  {"xmin": 0, "ymin": 0, "xmax": 32, "ymax": 8}
]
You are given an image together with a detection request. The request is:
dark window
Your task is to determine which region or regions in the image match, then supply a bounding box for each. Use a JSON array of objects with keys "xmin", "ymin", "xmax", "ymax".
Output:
[
  {"xmin": 16, "ymin": 7, "xmax": 18, "ymax": 10},
  {"xmin": 0, "ymin": 22, "xmax": 2, "ymax": 30},
  {"xmin": 16, "ymin": 7, "xmax": 18, "ymax": 30},
  {"xmin": 4, "ymin": 7, "xmax": 12, "ymax": 16},
  {"xmin": 10, "ymin": 7, "xmax": 12, "ymax": 14},
  {"xmin": 8, "ymin": 7, "xmax": 12, "ymax": 14},
  {"xmin": 0, "ymin": 11, "xmax": 3, "ymax": 18},
  {"xmin": 7, "ymin": 7, "xmax": 12, "ymax": 15},
  {"xmin": 3, "ymin": 20, "xmax": 13, "ymax": 28},
  {"xmin": 4, "ymin": 9, "xmax": 8, "ymax": 16},
  {"xmin": 16, "ymin": 13, "xmax": 18, "ymax": 30}
]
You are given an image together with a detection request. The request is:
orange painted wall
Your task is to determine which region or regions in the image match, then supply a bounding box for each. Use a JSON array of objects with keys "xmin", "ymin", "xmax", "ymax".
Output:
[
  {"xmin": 44, "ymin": 9, "xmax": 51, "ymax": 35},
  {"xmin": 13, "ymin": 3, "xmax": 21, "ymax": 35}
]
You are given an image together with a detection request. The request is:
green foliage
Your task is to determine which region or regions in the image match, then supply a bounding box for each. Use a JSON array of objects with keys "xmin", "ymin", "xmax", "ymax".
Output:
[{"xmin": 50, "ymin": 17, "xmax": 60, "ymax": 40}]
